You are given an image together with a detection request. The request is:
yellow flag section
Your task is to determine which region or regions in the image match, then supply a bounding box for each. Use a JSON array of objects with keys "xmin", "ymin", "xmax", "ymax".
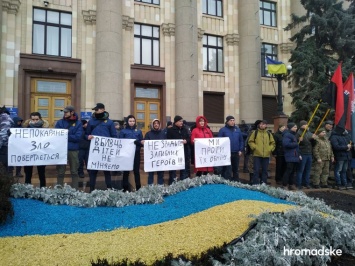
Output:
[{"xmin": 0, "ymin": 200, "xmax": 295, "ymax": 266}]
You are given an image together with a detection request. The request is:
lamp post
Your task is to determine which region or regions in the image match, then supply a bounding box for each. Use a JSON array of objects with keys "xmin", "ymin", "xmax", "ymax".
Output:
[{"xmin": 275, "ymin": 64, "xmax": 292, "ymax": 115}]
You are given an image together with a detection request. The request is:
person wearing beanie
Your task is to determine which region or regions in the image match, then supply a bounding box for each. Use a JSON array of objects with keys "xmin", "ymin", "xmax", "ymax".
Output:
[
  {"xmin": 282, "ymin": 122, "xmax": 300, "ymax": 190},
  {"xmin": 295, "ymin": 120, "xmax": 316, "ymax": 189},
  {"xmin": 55, "ymin": 105, "xmax": 83, "ymax": 190},
  {"xmin": 329, "ymin": 126, "xmax": 352, "ymax": 190},
  {"xmin": 167, "ymin": 115, "xmax": 191, "ymax": 183},
  {"xmin": 273, "ymin": 124, "xmax": 287, "ymax": 184},
  {"xmin": 142, "ymin": 119, "xmax": 166, "ymax": 185},
  {"xmin": 312, "ymin": 128, "xmax": 334, "ymax": 188},
  {"xmin": 119, "ymin": 115, "xmax": 143, "ymax": 192},
  {"xmin": 217, "ymin": 115, "xmax": 244, "ymax": 181},
  {"xmin": 324, "ymin": 120, "xmax": 333, "ymax": 139},
  {"xmin": 248, "ymin": 119, "xmax": 275, "ymax": 185},
  {"xmin": 86, "ymin": 103, "xmax": 117, "ymax": 192}
]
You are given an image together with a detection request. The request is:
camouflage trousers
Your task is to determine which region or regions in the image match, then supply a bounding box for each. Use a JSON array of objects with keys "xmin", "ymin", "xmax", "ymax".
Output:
[{"xmin": 311, "ymin": 160, "xmax": 330, "ymax": 186}]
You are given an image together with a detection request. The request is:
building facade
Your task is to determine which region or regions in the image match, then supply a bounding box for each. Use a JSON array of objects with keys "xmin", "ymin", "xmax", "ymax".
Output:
[{"xmin": 1, "ymin": 0, "xmax": 300, "ymax": 135}]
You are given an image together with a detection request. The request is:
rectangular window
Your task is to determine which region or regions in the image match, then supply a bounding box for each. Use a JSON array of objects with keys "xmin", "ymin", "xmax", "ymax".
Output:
[
  {"xmin": 203, "ymin": 92, "xmax": 224, "ymax": 123},
  {"xmin": 262, "ymin": 95, "xmax": 277, "ymax": 122},
  {"xmin": 134, "ymin": 24, "xmax": 160, "ymax": 66},
  {"xmin": 203, "ymin": 35, "xmax": 224, "ymax": 73},
  {"xmin": 32, "ymin": 8, "xmax": 72, "ymax": 57},
  {"xmin": 135, "ymin": 0, "xmax": 160, "ymax": 5},
  {"xmin": 202, "ymin": 0, "xmax": 223, "ymax": 17},
  {"xmin": 261, "ymin": 43, "xmax": 278, "ymax": 77},
  {"xmin": 259, "ymin": 0, "xmax": 277, "ymax": 27}
]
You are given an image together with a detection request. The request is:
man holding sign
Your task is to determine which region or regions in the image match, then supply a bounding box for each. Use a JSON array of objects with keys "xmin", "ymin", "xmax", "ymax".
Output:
[
  {"xmin": 217, "ymin": 115, "xmax": 244, "ymax": 181},
  {"xmin": 86, "ymin": 103, "xmax": 117, "ymax": 192},
  {"xmin": 55, "ymin": 105, "xmax": 83, "ymax": 190}
]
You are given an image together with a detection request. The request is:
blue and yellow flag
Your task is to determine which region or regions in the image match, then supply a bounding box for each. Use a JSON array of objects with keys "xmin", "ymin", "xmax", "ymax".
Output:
[{"xmin": 266, "ymin": 56, "xmax": 287, "ymax": 75}]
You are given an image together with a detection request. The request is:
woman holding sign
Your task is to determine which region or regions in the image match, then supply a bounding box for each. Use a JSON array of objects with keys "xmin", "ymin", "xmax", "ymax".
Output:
[{"xmin": 191, "ymin": 116, "xmax": 214, "ymax": 177}]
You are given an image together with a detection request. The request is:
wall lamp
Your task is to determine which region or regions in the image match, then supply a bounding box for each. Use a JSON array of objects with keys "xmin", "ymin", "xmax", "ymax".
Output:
[{"xmin": 44, "ymin": 1, "xmax": 49, "ymax": 7}]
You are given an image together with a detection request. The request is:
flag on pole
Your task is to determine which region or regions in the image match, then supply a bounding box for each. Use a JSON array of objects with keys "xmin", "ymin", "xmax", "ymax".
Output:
[
  {"xmin": 266, "ymin": 57, "xmax": 287, "ymax": 75},
  {"xmin": 332, "ymin": 63, "xmax": 345, "ymax": 128},
  {"xmin": 344, "ymin": 73, "xmax": 354, "ymax": 131}
]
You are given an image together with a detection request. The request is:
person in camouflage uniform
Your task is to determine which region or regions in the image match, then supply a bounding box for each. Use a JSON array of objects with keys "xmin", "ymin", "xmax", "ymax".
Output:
[{"xmin": 312, "ymin": 128, "xmax": 334, "ymax": 188}]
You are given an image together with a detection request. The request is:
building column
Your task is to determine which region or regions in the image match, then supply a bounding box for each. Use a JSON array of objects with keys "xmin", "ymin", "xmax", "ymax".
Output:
[
  {"xmin": 175, "ymin": 0, "xmax": 199, "ymax": 122},
  {"xmin": 95, "ymin": 0, "xmax": 122, "ymax": 119},
  {"xmin": 238, "ymin": 0, "xmax": 262, "ymax": 123}
]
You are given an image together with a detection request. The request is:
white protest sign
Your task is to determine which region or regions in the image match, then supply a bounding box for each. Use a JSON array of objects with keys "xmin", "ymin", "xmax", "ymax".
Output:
[
  {"xmin": 8, "ymin": 128, "xmax": 68, "ymax": 166},
  {"xmin": 194, "ymin": 137, "xmax": 231, "ymax": 167},
  {"xmin": 144, "ymin": 139, "xmax": 185, "ymax": 172},
  {"xmin": 87, "ymin": 137, "xmax": 135, "ymax": 171}
]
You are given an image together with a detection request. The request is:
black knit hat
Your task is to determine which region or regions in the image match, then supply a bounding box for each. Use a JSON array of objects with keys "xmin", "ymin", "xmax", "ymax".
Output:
[
  {"xmin": 225, "ymin": 115, "xmax": 235, "ymax": 123},
  {"xmin": 174, "ymin": 115, "xmax": 183, "ymax": 123},
  {"xmin": 287, "ymin": 122, "xmax": 296, "ymax": 129}
]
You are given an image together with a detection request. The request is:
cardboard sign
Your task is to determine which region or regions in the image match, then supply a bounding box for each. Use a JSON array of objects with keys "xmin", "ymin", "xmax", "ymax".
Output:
[
  {"xmin": 194, "ymin": 137, "xmax": 231, "ymax": 167},
  {"xmin": 144, "ymin": 139, "xmax": 185, "ymax": 172},
  {"xmin": 87, "ymin": 137, "xmax": 135, "ymax": 171},
  {"xmin": 8, "ymin": 128, "xmax": 68, "ymax": 166}
]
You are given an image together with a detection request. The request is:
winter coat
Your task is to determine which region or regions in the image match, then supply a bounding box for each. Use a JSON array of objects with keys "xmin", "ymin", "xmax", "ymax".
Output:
[
  {"xmin": 0, "ymin": 113, "xmax": 13, "ymax": 148},
  {"xmin": 55, "ymin": 113, "xmax": 83, "ymax": 151},
  {"xmin": 191, "ymin": 115, "xmax": 214, "ymax": 172},
  {"xmin": 119, "ymin": 125, "xmax": 143, "ymax": 151},
  {"xmin": 248, "ymin": 129, "xmax": 275, "ymax": 158},
  {"xmin": 167, "ymin": 124, "xmax": 191, "ymax": 155},
  {"xmin": 273, "ymin": 129, "xmax": 285, "ymax": 156},
  {"xmin": 330, "ymin": 131, "xmax": 352, "ymax": 161},
  {"xmin": 144, "ymin": 119, "xmax": 166, "ymax": 140},
  {"xmin": 313, "ymin": 136, "xmax": 333, "ymax": 161},
  {"xmin": 217, "ymin": 124, "xmax": 244, "ymax": 153},
  {"xmin": 296, "ymin": 128, "xmax": 315, "ymax": 155},
  {"xmin": 282, "ymin": 130, "xmax": 300, "ymax": 163},
  {"xmin": 86, "ymin": 111, "xmax": 117, "ymax": 138}
]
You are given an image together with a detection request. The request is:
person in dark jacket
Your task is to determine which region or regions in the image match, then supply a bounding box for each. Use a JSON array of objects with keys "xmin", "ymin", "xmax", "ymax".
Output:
[
  {"xmin": 23, "ymin": 112, "xmax": 49, "ymax": 187},
  {"xmin": 78, "ymin": 119, "xmax": 90, "ymax": 178},
  {"xmin": 86, "ymin": 103, "xmax": 117, "ymax": 192},
  {"xmin": 119, "ymin": 114, "xmax": 143, "ymax": 192},
  {"xmin": 142, "ymin": 119, "xmax": 166, "ymax": 185},
  {"xmin": 282, "ymin": 122, "xmax": 301, "ymax": 190},
  {"xmin": 217, "ymin": 115, "xmax": 244, "ymax": 181},
  {"xmin": 9, "ymin": 116, "xmax": 24, "ymax": 177},
  {"xmin": 55, "ymin": 105, "xmax": 83, "ymax": 190},
  {"xmin": 330, "ymin": 126, "xmax": 351, "ymax": 190},
  {"xmin": 167, "ymin": 115, "xmax": 191, "ymax": 184},
  {"xmin": 273, "ymin": 124, "xmax": 287, "ymax": 184},
  {"xmin": 295, "ymin": 120, "xmax": 316, "ymax": 189}
]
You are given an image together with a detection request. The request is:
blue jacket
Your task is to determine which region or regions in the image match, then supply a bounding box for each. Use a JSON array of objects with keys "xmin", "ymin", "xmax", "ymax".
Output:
[
  {"xmin": 55, "ymin": 113, "xmax": 83, "ymax": 151},
  {"xmin": 86, "ymin": 112, "xmax": 117, "ymax": 138},
  {"xmin": 282, "ymin": 130, "xmax": 300, "ymax": 163},
  {"xmin": 217, "ymin": 125, "xmax": 244, "ymax": 153},
  {"xmin": 119, "ymin": 125, "xmax": 143, "ymax": 151}
]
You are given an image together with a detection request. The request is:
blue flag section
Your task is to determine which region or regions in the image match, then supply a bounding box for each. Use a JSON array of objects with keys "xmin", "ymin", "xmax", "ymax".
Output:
[{"xmin": 266, "ymin": 56, "xmax": 287, "ymax": 75}]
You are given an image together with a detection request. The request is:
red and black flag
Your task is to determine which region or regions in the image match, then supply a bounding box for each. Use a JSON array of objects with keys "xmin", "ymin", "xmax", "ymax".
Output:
[{"xmin": 344, "ymin": 73, "xmax": 354, "ymax": 131}]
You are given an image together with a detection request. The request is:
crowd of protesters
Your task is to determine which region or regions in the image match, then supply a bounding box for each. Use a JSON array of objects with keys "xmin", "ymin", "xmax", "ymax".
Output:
[{"xmin": 1, "ymin": 103, "xmax": 354, "ymax": 192}]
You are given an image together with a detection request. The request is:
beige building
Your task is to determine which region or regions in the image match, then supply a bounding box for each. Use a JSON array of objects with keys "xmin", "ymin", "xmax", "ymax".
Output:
[{"xmin": 1, "ymin": 0, "xmax": 301, "ymax": 135}]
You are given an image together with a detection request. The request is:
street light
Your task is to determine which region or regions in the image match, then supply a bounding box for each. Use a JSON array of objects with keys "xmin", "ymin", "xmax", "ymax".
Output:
[{"xmin": 275, "ymin": 64, "xmax": 292, "ymax": 115}]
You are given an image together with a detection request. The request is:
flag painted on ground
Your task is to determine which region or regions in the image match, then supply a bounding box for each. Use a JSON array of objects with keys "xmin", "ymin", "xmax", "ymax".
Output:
[
  {"xmin": 344, "ymin": 73, "xmax": 354, "ymax": 131},
  {"xmin": 332, "ymin": 63, "xmax": 345, "ymax": 128},
  {"xmin": 266, "ymin": 57, "xmax": 287, "ymax": 75}
]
